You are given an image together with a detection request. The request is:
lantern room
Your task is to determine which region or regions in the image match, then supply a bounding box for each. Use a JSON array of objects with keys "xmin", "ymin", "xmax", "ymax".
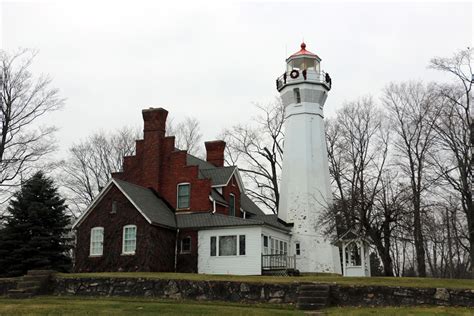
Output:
[
  {"xmin": 286, "ymin": 42, "xmax": 321, "ymax": 74},
  {"xmin": 276, "ymin": 42, "xmax": 331, "ymax": 92}
]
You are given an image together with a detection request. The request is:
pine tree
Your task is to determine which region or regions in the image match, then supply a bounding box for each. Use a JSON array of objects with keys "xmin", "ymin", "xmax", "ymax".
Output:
[{"xmin": 0, "ymin": 172, "xmax": 71, "ymax": 276}]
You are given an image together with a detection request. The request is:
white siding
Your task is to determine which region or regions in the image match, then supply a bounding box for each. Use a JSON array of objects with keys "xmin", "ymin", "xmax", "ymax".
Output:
[{"xmin": 198, "ymin": 226, "xmax": 262, "ymax": 275}]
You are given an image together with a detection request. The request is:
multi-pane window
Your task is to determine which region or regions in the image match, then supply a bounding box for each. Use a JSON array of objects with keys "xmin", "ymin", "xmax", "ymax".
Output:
[
  {"xmin": 296, "ymin": 242, "xmax": 301, "ymax": 256},
  {"xmin": 210, "ymin": 235, "xmax": 246, "ymax": 257},
  {"xmin": 177, "ymin": 183, "xmax": 190, "ymax": 209},
  {"xmin": 181, "ymin": 237, "xmax": 191, "ymax": 253},
  {"xmin": 90, "ymin": 227, "xmax": 104, "ymax": 256},
  {"xmin": 122, "ymin": 225, "xmax": 137, "ymax": 254},
  {"xmin": 229, "ymin": 194, "xmax": 235, "ymax": 216}
]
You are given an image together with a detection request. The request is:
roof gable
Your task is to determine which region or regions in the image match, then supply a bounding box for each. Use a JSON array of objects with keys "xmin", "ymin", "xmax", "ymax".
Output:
[{"xmin": 72, "ymin": 179, "xmax": 176, "ymax": 229}]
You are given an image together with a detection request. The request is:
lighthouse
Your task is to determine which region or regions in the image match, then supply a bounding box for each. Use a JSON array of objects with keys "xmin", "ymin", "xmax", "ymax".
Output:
[{"xmin": 276, "ymin": 43, "xmax": 341, "ymax": 274}]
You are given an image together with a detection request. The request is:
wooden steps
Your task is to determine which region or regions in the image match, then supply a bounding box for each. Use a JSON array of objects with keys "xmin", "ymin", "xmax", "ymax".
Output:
[{"xmin": 297, "ymin": 283, "xmax": 330, "ymax": 310}]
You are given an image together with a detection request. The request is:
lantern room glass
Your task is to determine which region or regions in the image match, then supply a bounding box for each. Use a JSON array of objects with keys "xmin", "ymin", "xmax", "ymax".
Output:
[{"xmin": 287, "ymin": 57, "xmax": 320, "ymax": 73}]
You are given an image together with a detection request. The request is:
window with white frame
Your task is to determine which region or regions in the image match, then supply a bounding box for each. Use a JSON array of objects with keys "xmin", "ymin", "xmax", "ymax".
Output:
[
  {"xmin": 229, "ymin": 194, "xmax": 235, "ymax": 216},
  {"xmin": 90, "ymin": 227, "xmax": 104, "ymax": 256},
  {"xmin": 210, "ymin": 235, "xmax": 246, "ymax": 256},
  {"xmin": 181, "ymin": 236, "xmax": 191, "ymax": 253},
  {"xmin": 295, "ymin": 242, "xmax": 301, "ymax": 256},
  {"xmin": 177, "ymin": 183, "xmax": 190, "ymax": 209},
  {"xmin": 122, "ymin": 225, "xmax": 137, "ymax": 254},
  {"xmin": 263, "ymin": 235, "xmax": 269, "ymax": 255}
]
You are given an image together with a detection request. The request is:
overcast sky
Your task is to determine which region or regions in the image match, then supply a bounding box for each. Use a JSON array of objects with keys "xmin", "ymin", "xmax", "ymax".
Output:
[{"xmin": 1, "ymin": 1, "xmax": 473, "ymax": 158}]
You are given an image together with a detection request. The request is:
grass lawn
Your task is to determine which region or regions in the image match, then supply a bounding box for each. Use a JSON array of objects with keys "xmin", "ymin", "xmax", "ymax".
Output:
[
  {"xmin": 0, "ymin": 296, "xmax": 301, "ymax": 316},
  {"xmin": 58, "ymin": 272, "xmax": 474, "ymax": 290},
  {"xmin": 0, "ymin": 297, "xmax": 473, "ymax": 315}
]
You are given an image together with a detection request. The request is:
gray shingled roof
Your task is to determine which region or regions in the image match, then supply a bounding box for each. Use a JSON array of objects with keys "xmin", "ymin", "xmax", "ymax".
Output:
[
  {"xmin": 114, "ymin": 179, "xmax": 176, "ymax": 228},
  {"xmin": 240, "ymin": 194, "xmax": 266, "ymax": 216},
  {"xmin": 246, "ymin": 213, "xmax": 291, "ymax": 232},
  {"xmin": 176, "ymin": 212, "xmax": 264, "ymax": 229},
  {"xmin": 186, "ymin": 154, "xmax": 214, "ymax": 169},
  {"xmin": 211, "ymin": 189, "xmax": 227, "ymax": 205},
  {"xmin": 186, "ymin": 154, "xmax": 237, "ymax": 187},
  {"xmin": 200, "ymin": 167, "xmax": 236, "ymax": 186}
]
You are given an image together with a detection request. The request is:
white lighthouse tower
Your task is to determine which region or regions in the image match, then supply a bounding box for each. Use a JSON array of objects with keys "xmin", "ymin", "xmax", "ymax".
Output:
[{"xmin": 276, "ymin": 43, "xmax": 341, "ymax": 274}]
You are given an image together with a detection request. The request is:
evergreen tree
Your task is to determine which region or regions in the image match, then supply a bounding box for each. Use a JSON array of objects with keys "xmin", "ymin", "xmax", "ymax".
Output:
[{"xmin": 0, "ymin": 172, "xmax": 71, "ymax": 276}]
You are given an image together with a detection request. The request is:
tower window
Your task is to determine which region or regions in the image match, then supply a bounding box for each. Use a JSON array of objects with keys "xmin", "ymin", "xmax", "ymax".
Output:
[{"xmin": 294, "ymin": 88, "xmax": 301, "ymax": 103}]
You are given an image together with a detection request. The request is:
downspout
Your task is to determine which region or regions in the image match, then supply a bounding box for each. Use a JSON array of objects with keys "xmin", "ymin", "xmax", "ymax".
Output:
[{"xmin": 174, "ymin": 228, "xmax": 180, "ymax": 272}]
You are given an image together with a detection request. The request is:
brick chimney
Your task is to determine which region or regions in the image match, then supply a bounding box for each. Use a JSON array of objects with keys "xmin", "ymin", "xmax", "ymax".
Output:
[
  {"xmin": 141, "ymin": 108, "xmax": 168, "ymax": 190},
  {"xmin": 142, "ymin": 107, "xmax": 168, "ymax": 137},
  {"xmin": 205, "ymin": 140, "xmax": 226, "ymax": 167}
]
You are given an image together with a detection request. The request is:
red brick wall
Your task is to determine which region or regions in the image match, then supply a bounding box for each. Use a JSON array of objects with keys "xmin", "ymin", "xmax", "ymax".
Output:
[
  {"xmin": 222, "ymin": 175, "xmax": 242, "ymax": 217},
  {"xmin": 74, "ymin": 185, "xmax": 176, "ymax": 272},
  {"xmin": 112, "ymin": 109, "xmax": 213, "ymax": 213},
  {"xmin": 176, "ymin": 230, "xmax": 198, "ymax": 273}
]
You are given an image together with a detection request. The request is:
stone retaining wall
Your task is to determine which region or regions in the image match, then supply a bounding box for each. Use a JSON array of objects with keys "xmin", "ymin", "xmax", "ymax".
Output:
[
  {"xmin": 0, "ymin": 278, "xmax": 19, "ymax": 296},
  {"xmin": 53, "ymin": 277, "xmax": 299, "ymax": 304},
  {"xmin": 332, "ymin": 285, "xmax": 474, "ymax": 307},
  {"xmin": 52, "ymin": 276, "xmax": 474, "ymax": 307}
]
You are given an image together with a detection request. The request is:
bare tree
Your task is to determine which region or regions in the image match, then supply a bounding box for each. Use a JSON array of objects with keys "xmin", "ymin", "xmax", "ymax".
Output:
[
  {"xmin": 324, "ymin": 97, "xmax": 400, "ymax": 276},
  {"xmin": 167, "ymin": 116, "xmax": 203, "ymax": 156},
  {"xmin": 382, "ymin": 81, "xmax": 440, "ymax": 277},
  {"xmin": 222, "ymin": 99, "xmax": 285, "ymax": 214},
  {"xmin": 430, "ymin": 48, "xmax": 473, "ymax": 277},
  {"xmin": 0, "ymin": 49, "xmax": 64, "ymax": 198},
  {"xmin": 60, "ymin": 127, "xmax": 139, "ymax": 215}
]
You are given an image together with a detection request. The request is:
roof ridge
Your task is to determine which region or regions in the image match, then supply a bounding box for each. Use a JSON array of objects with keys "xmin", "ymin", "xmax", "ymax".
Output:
[
  {"xmin": 200, "ymin": 166, "xmax": 236, "ymax": 170},
  {"xmin": 113, "ymin": 178, "xmax": 149, "ymax": 190}
]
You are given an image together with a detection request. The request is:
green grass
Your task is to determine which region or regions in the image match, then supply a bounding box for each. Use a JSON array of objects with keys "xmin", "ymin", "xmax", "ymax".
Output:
[
  {"xmin": 325, "ymin": 306, "xmax": 474, "ymax": 315},
  {"xmin": 0, "ymin": 297, "xmax": 472, "ymax": 316},
  {"xmin": 0, "ymin": 296, "xmax": 302, "ymax": 315},
  {"xmin": 57, "ymin": 272, "xmax": 474, "ymax": 289}
]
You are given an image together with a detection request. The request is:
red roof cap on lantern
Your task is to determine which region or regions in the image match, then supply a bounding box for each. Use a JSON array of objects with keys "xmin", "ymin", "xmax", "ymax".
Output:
[{"xmin": 289, "ymin": 42, "xmax": 318, "ymax": 58}]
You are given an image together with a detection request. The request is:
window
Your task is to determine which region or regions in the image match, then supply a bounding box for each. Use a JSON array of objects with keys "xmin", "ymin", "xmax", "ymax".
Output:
[
  {"xmin": 345, "ymin": 242, "xmax": 362, "ymax": 266},
  {"xmin": 283, "ymin": 242, "xmax": 288, "ymax": 255},
  {"xmin": 263, "ymin": 236, "xmax": 269, "ymax": 255},
  {"xmin": 181, "ymin": 237, "xmax": 191, "ymax": 253},
  {"xmin": 239, "ymin": 235, "xmax": 246, "ymax": 255},
  {"xmin": 294, "ymin": 88, "xmax": 301, "ymax": 103},
  {"xmin": 211, "ymin": 235, "xmax": 246, "ymax": 257},
  {"xmin": 229, "ymin": 194, "xmax": 235, "ymax": 217},
  {"xmin": 177, "ymin": 183, "xmax": 190, "ymax": 209},
  {"xmin": 111, "ymin": 201, "xmax": 117, "ymax": 214},
  {"xmin": 280, "ymin": 241, "xmax": 284, "ymax": 255},
  {"xmin": 219, "ymin": 235, "xmax": 237, "ymax": 256},
  {"xmin": 210, "ymin": 236, "xmax": 217, "ymax": 256},
  {"xmin": 296, "ymin": 242, "xmax": 301, "ymax": 256},
  {"xmin": 90, "ymin": 227, "xmax": 104, "ymax": 256},
  {"xmin": 122, "ymin": 225, "xmax": 137, "ymax": 254},
  {"xmin": 271, "ymin": 239, "xmax": 275, "ymax": 254}
]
